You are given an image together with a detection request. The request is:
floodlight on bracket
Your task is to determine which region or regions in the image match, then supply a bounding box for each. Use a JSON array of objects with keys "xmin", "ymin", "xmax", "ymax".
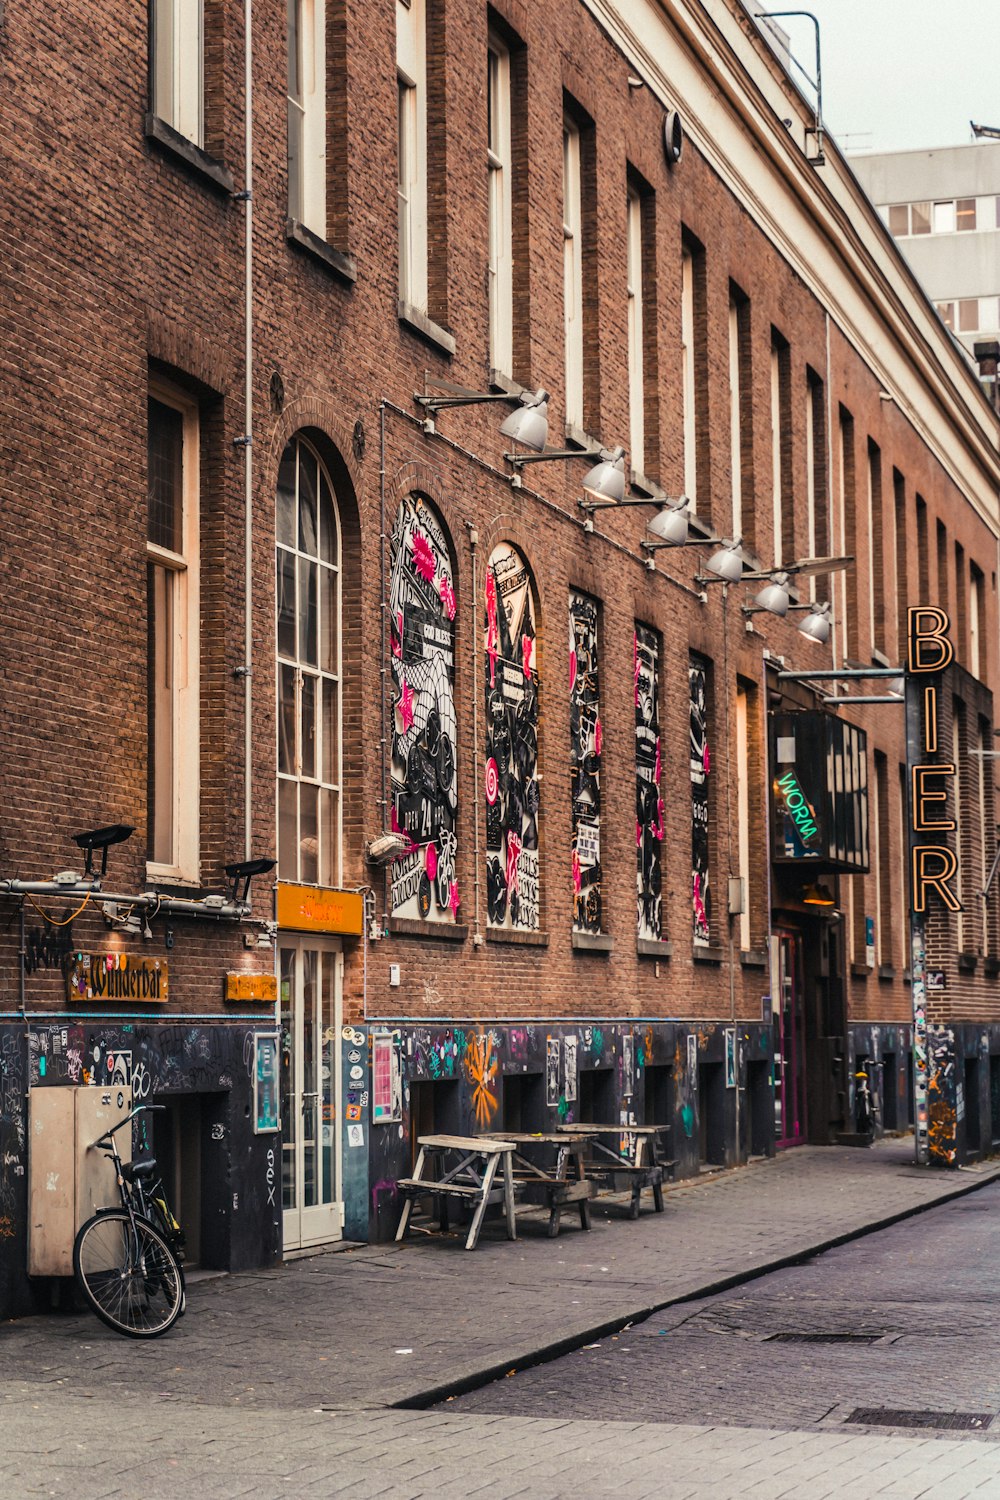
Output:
[
  {"xmin": 73, "ymin": 824, "xmax": 135, "ymax": 879},
  {"xmin": 413, "ymin": 380, "xmax": 550, "ymax": 448},
  {"xmin": 505, "ymin": 443, "xmax": 626, "ymax": 500},
  {"xmin": 224, "ymin": 856, "xmax": 277, "ymax": 905}
]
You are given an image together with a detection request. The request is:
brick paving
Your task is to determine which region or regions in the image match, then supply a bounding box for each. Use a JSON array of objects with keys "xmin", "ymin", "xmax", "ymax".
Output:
[{"xmin": 3, "ymin": 1138, "xmax": 1000, "ymax": 1498}]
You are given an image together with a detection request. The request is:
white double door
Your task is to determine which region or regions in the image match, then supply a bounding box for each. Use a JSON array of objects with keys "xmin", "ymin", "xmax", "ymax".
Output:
[{"xmin": 280, "ymin": 937, "xmax": 344, "ymax": 1250}]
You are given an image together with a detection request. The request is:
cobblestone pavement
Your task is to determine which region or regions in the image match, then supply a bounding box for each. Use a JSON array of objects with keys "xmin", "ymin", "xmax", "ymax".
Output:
[{"xmin": 3, "ymin": 1139, "xmax": 1000, "ymax": 1497}]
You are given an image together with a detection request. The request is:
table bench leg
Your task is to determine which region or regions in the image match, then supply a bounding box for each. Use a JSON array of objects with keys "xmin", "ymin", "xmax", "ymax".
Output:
[
  {"xmin": 653, "ymin": 1178, "xmax": 665, "ymax": 1212},
  {"xmin": 502, "ymin": 1152, "xmax": 517, "ymax": 1242},
  {"xmin": 395, "ymin": 1147, "xmax": 426, "ymax": 1242},
  {"xmin": 579, "ymin": 1195, "xmax": 591, "ymax": 1230},
  {"xmin": 466, "ymin": 1153, "xmax": 500, "ymax": 1250},
  {"xmin": 547, "ymin": 1201, "xmax": 562, "ymax": 1238},
  {"xmin": 629, "ymin": 1183, "xmax": 641, "ymax": 1219}
]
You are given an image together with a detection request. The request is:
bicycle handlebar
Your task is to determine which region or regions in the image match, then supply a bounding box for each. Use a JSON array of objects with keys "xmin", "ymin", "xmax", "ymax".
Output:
[{"xmin": 90, "ymin": 1102, "xmax": 166, "ymax": 1149}]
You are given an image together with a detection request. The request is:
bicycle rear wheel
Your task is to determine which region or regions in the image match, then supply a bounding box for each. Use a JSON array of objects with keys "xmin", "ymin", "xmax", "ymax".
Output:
[{"xmin": 73, "ymin": 1210, "xmax": 183, "ymax": 1338}]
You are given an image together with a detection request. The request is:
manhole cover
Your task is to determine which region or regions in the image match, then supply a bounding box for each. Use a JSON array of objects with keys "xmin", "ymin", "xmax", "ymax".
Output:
[
  {"xmin": 766, "ymin": 1333, "xmax": 883, "ymax": 1344},
  {"xmin": 847, "ymin": 1408, "xmax": 994, "ymax": 1431}
]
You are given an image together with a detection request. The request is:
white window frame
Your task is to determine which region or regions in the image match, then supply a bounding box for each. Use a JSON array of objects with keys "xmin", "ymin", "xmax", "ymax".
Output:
[
  {"xmin": 563, "ymin": 118, "xmax": 584, "ymax": 432},
  {"xmin": 933, "ymin": 200, "xmax": 956, "ymax": 235},
  {"xmin": 487, "ymin": 33, "xmax": 513, "ymax": 378},
  {"xmin": 729, "ymin": 298, "xmax": 742, "ymax": 538},
  {"xmin": 288, "ymin": 0, "xmax": 327, "ymax": 237},
  {"xmin": 627, "ymin": 186, "xmax": 645, "ymax": 476},
  {"xmin": 153, "ymin": 0, "xmax": 204, "ymax": 147},
  {"xmin": 804, "ymin": 377, "xmax": 817, "ymax": 600},
  {"xmin": 681, "ymin": 247, "xmax": 697, "ymax": 509},
  {"xmin": 735, "ymin": 684, "xmax": 750, "ymax": 952},
  {"xmin": 866, "ymin": 444, "xmax": 878, "ymax": 652},
  {"xmin": 397, "ymin": 0, "xmax": 427, "ymax": 309},
  {"xmin": 770, "ymin": 343, "xmax": 782, "ymax": 566},
  {"xmin": 147, "ymin": 382, "xmax": 200, "ymax": 885},
  {"xmin": 978, "ymin": 724, "xmax": 990, "ymax": 958},
  {"xmin": 970, "ymin": 568, "xmax": 982, "ymax": 679},
  {"xmin": 872, "ymin": 757, "xmax": 883, "ymax": 967},
  {"xmin": 276, "ymin": 437, "xmax": 343, "ymax": 889}
]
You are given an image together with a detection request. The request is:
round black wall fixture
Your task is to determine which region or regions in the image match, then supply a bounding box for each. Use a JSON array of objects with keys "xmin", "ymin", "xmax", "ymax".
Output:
[{"xmin": 663, "ymin": 109, "xmax": 684, "ymax": 166}]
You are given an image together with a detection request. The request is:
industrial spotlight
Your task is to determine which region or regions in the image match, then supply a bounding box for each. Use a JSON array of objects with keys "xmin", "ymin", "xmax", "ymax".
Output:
[
  {"xmin": 797, "ymin": 601, "xmax": 833, "ymax": 643},
  {"xmin": 224, "ymin": 857, "xmax": 277, "ymax": 904},
  {"xmin": 744, "ymin": 572, "xmax": 791, "ymax": 618},
  {"xmin": 505, "ymin": 441, "xmax": 628, "ymax": 493},
  {"xmin": 73, "ymin": 824, "xmax": 135, "ymax": 879},
  {"xmin": 414, "ymin": 381, "xmax": 550, "ymax": 451},
  {"xmin": 703, "ymin": 538, "xmax": 744, "ymax": 583},
  {"xmin": 646, "ymin": 497, "xmax": 694, "ymax": 545}
]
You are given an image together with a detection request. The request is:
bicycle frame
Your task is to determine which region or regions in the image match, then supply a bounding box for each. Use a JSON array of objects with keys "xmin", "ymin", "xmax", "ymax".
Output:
[{"xmin": 88, "ymin": 1103, "xmax": 173, "ymax": 1260}]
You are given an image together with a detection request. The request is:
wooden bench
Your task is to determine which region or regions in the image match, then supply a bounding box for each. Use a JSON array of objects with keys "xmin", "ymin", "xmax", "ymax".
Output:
[
  {"xmin": 557, "ymin": 1124, "xmax": 676, "ymax": 1218},
  {"xmin": 395, "ymin": 1135, "xmax": 517, "ymax": 1251},
  {"xmin": 482, "ymin": 1131, "xmax": 597, "ymax": 1237}
]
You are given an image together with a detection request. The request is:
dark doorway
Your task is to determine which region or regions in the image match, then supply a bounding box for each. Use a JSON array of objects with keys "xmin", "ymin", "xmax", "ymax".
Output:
[
  {"xmin": 502, "ymin": 1073, "xmax": 544, "ymax": 1133},
  {"xmin": 698, "ymin": 1061, "xmax": 726, "ymax": 1165},
  {"xmin": 746, "ymin": 1059, "xmax": 771, "ymax": 1156},
  {"xmin": 964, "ymin": 1056, "xmax": 981, "ymax": 1157},
  {"xmin": 644, "ymin": 1063, "xmax": 673, "ymax": 1128},
  {"xmin": 990, "ymin": 1055, "xmax": 1000, "ymax": 1147},
  {"xmin": 408, "ymin": 1079, "xmax": 460, "ymax": 1169},
  {"xmin": 578, "ymin": 1067, "xmax": 616, "ymax": 1123},
  {"xmin": 882, "ymin": 1052, "xmax": 898, "ymax": 1131}
]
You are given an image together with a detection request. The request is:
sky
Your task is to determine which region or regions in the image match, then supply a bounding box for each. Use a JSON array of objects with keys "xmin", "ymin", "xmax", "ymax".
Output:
[{"xmin": 767, "ymin": 0, "xmax": 1000, "ymax": 154}]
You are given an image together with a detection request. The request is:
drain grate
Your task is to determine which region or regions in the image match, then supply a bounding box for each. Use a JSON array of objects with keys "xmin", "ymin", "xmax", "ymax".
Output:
[
  {"xmin": 766, "ymin": 1333, "xmax": 883, "ymax": 1344},
  {"xmin": 847, "ymin": 1408, "xmax": 994, "ymax": 1431}
]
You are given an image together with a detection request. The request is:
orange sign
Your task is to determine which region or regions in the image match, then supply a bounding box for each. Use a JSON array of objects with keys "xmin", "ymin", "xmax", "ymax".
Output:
[
  {"xmin": 225, "ymin": 973, "xmax": 279, "ymax": 1003},
  {"xmin": 276, "ymin": 882, "xmax": 364, "ymax": 936}
]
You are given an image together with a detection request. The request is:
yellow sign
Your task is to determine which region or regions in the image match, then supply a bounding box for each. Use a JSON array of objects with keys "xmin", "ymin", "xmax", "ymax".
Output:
[
  {"xmin": 276, "ymin": 882, "xmax": 364, "ymax": 936},
  {"xmin": 66, "ymin": 954, "xmax": 168, "ymax": 1004},
  {"xmin": 225, "ymin": 973, "xmax": 279, "ymax": 1003}
]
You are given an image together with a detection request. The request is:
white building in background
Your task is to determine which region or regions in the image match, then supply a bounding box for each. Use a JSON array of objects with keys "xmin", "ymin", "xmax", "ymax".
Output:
[{"xmin": 850, "ymin": 140, "xmax": 1000, "ymax": 358}]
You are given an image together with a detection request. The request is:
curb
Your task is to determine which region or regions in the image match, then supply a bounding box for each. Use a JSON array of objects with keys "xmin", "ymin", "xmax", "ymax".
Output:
[{"xmin": 391, "ymin": 1161, "xmax": 1000, "ymax": 1410}]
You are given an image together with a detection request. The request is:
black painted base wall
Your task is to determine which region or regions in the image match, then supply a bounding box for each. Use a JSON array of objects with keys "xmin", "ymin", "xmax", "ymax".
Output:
[{"xmin": 0, "ymin": 1021, "xmax": 281, "ymax": 1321}]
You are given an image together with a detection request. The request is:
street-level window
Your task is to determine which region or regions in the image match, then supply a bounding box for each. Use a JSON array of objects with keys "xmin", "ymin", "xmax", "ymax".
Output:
[
  {"xmin": 288, "ymin": 0, "xmax": 327, "ymax": 236},
  {"xmin": 397, "ymin": 0, "xmax": 427, "ymax": 310},
  {"xmin": 487, "ymin": 33, "xmax": 512, "ymax": 376},
  {"xmin": 563, "ymin": 116, "xmax": 584, "ymax": 432},
  {"xmin": 147, "ymin": 386, "xmax": 200, "ymax": 880},
  {"xmin": 152, "ymin": 0, "xmax": 204, "ymax": 146},
  {"xmin": 276, "ymin": 436, "xmax": 342, "ymax": 887}
]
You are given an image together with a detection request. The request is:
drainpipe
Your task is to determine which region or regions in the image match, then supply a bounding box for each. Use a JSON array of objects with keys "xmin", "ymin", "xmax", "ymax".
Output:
[{"xmin": 239, "ymin": 0, "xmax": 255, "ymax": 862}]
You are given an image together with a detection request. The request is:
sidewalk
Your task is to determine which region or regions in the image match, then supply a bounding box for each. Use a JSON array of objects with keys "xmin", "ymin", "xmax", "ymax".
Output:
[{"xmin": 3, "ymin": 1136, "xmax": 999, "ymax": 1415}]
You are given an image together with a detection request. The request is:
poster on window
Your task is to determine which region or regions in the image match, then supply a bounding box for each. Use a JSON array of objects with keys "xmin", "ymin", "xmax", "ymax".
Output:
[
  {"xmin": 570, "ymin": 591, "xmax": 602, "ymax": 934},
  {"xmin": 253, "ymin": 1033, "xmax": 280, "ymax": 1135},
  {"xmin": 388, "ymin": 495, "xmax": 460, "ymax": 923},
  {"xmin": 372, "ymin": 1031, "xmax": 402, "ymax": 1124},
  {"xmin": 689, "ymin": 655, "xmax": 711, "ymax": 946},
  {"xmin": 484, "ymin": 543, "xmax": 540, "ymax": 930},
  {"xmin": 635, "ymin": 625, "xmax": 663, "ymax": 942}
]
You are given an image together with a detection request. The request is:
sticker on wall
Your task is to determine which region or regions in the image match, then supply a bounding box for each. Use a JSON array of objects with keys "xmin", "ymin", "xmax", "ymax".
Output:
[
  {"xmin": 388, "ymin": 494, "xmax": 459, "ymax": 923},
  {"xmin": 345, "ymin": 1103, "xmax": 362, "ymax": 1121},
  {"xmin": 725, "ymin": 1028, "xmax": 737, "ymax": 1089},
  {"xmin": 546, "ymin": 1036, "xmax": 561, "ymax": 1108},
  {"xmin": 570, "ymin": 591, "xmax": 602, "ymax": 934},
  {"xmin": 347, "ymin": 1124, "xmax": 365, "ymax": 1149},
  {"xmin": 689, "ymin": 655, "xmax": 711, "ymax": 946},
  {"xmin": 484, "ymin": 544, "xmax": 540, "ymax": 931},
  {"xmin": 564, "ymin": 1035, "xmax": 578, "ymax": 1104},
  {"xmin": 622, "ymin": 1034, "xmax": 635, "ymax": 1098},
  {"xmin": 687, "ymin": 1032, "xmax": 698, "ymax": 1084},
  {"xmin": 635, "ymin": 625, "xmax": 663, "ymax": 942}
]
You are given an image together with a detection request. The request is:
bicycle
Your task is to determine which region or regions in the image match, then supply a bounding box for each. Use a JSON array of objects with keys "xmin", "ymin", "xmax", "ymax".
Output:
[{"xmin": 72, "ymin": 1103, "xmax": 185, "ymax": 1338}]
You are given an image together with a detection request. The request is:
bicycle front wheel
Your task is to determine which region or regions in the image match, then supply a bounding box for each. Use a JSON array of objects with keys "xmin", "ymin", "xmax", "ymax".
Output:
[{"xmin": 73, "ymin": 1210, "xmax": 183, "ymax": 1338}]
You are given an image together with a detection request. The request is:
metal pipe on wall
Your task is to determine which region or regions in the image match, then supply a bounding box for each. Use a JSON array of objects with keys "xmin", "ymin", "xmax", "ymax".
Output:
[{"xmin": 241, "ymin": 0, "xmax": 255, "ymax": 863}]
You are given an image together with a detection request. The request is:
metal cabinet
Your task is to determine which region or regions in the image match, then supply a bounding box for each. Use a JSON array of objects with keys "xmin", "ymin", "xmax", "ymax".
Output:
[{"xmin": 28, "ymin": 1086, "xmax": 131, "ymax": 1275}]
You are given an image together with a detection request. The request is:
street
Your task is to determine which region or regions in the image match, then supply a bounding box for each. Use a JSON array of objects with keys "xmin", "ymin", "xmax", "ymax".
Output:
[{"xmin": 4, "ymin": 1144, "xmax": 1000, "ymax": 1498}]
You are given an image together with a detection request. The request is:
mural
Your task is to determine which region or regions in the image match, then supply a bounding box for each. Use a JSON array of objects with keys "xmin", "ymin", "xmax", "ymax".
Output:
[
  {"xmin": 484, "ymin": 544, "xmax": 540, "ymax": 930},
  {"xmin": 569, "ymin": 591, "xmax": 602, "ymax": 934},
  {"xmin": 635, "ymin": 625, "xmax": 663, "ymax": 941},
  {"xmin": 388, "ymin": 494, "xmax": 459, "ymax": 922},
  {"xmin": 689, "ymin": 655, "xmax": 711, "ymax": 945}
]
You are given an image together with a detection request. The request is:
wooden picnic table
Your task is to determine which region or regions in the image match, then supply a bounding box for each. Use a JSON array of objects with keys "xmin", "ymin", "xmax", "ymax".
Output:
[
  {"xmin": 395, "ymin": 1134, "xmax": 517, "ymax": 1251},
  {"xmin": 481, "ymin": 1131, "xmax": 597, "ymax": 1237},
  {"xmin": 556, "ymin": 1123, "xmax": 676, "ymax": 1218}
]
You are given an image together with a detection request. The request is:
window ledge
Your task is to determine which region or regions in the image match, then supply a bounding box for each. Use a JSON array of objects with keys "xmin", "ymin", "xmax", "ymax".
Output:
[
  {"xmin": 693, "ymin": 944, "xmax": 725, "ymax": 964},
  {"xmin": 564, "ymin": 422, "xmax": 602, "ymax": 452},
  {"xmin": 871, "ymin": 647, "xmax": 892, "ymax": 667},
  {"xmin": 144, "ymin": 114, "xmax": 235, "ymax": 194},
  {"xmin": 637, "ymin": 938, "xmax": 672, "ymax": 959},
  {"xmin": 486, "ymin": 926, "xmax": 549, "ymax": 947},
  {"xmin": 629, "ymin": 469, "xmax": 665, "ymax": 499},
  {"xmin": 145, "ymin": 866, "xmax": 202, "ymax": 892},
  {"xmin": 878, "ymin": 963, "xmax": 896, "ymax": 982},
  {"xmin": 489, "ymin": 369, "xmax": 522, "ymax": 395},
  {"xmin": 740, "ymin": 949, "xmax": 768, "ymax": 968},
  {"xmin": 398, "ymin": 301, "xmax": 455, "ymax": 355},
  {"xmin": 984, "ymin": 957, "xmax": 1000, "ymax": 977},
  {"xmin": 850, "ymin": 962, "xmax": 871, "ymax": 980},
  {"xmin": 571, "ymin": 931, "xmax": 613, "ymax": 954},
  {"xmin": 958, "ymin": 951, "xmax": 978, "ymax": 973},
  {"xmin": 388, "ymin": 917, "xmax": 467, "ymax": 942},
  {"xmin": 287, "ymin": 220, "xmax": 356, "ymax": 284}
]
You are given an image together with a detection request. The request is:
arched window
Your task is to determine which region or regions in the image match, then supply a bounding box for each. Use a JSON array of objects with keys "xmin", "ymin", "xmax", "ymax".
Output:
[
  {"xmin": 388, "ymin": 494, "xmax": 459, "ymax": 921},
  {"xmin": 484, "ymin": 543, "xmax": 540, "ymax": 930},
  {"xmin": 276, "ymin": 435, "xmax": 342, "ymax": 886}
]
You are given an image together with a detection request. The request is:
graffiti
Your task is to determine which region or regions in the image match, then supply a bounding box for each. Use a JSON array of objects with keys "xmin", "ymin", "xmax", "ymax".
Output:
[
  {"xmin": 928, "ymin": 1026, "xmax": 957, "ymax": 1164},
  {"xmin": 389, "ymin": 493, "xmax": 459, "ymax": 922},
  {"xmin": 622, "ymin": 1034, "xmax": 635, "ymax": 1097},
  {"xmin": 564, "ymin": 1036, "xmax": 578, "ymax": 1103},
  {"xmin": 569, "ymin": 591, "xmax": 602, "ymax": 934},
  {"xmin": 485, "ymin": 544, "xmax": 541, "ymax": 931},
  {"xmin": 0, "ymin": 1215, "xmax": 13, "ymax": 1240},
  {"xmin": 681, "ymin": 1104, "xmax": 694, "ymax": 1137},
  {"xmin": 546, "ymin": 1036, "xmax": 561, "ymax": 1107},
  {"xmin": 23, "ymin": 916, "xmax": 75, "ymax": 976},
  {"xmin": 689, "ymin": 655, "xmax": 712, "ymax": 945},
  {"xmin": 590, "ymin": 1027, "xmax": 604, "ymax": 1060},
  {"xmin": 464, "ymin": 1032, "xmax": 499, "ymax": 1128},
  {"xmin": 265, "ymin": 1146, "xmax": 276, "ymax": 1207},
  {"xmin": 635, "ymin": 625, "xmax": 663, "ymax": 941},
  {"xmin": 422, "ymin": 978, "xmax": 446, "ymax": 1008}
]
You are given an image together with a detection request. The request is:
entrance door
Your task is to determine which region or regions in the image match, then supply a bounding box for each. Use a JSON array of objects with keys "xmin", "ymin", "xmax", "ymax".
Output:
[
  {"xmin": 280, "ymin": 938, "xmax": 344, "ymax": 1249},
  {"xmin": 772, "ymin": 930, "xmax": 807, "ymax": 1147}
]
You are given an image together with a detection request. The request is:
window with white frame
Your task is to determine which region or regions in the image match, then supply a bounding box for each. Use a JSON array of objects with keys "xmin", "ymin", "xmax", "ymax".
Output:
[
  {"xmin": 770, "ymin": 340, "xmax": 783, "ymax": 565},
  {"xmin": 147, "ymin": 387, "xmax": 200, "ymax": 880},
  {"xmin": 627, "ymin": 186, "xmax": 645, "ymax": 475},
  {"xmin": 804, "ymin": 373, "xmax": 817, "ymax": 596},
  {"xmin": 152, "ymin": 0, "xmax": 204, "ymax": 146},
  {"xmin": 681, "ymin": 246, "xmax": 697, "ymax": 507},
  {"xmin": 938, "ymin": 296, "xmax": 1000, "ymax": 335},
  {"xmin": 563, "ymin": 117, "xmax": 584, "ymax": 432},
  {"xmin": 970, "ymin": 566, "xmax": 983, "ymax": 678},
  {"xmin": 276, "ymin": 436, "xmax": 342, "ymax": 887},
  {"xmin": 397, "ymin": 0, "xmax": 427, "ymax": 309},
  {"xmin": 978, "ymin": 722, "xmax": 990, "ymax": 958},
  {"xmin": 487, "ymin": 33, "xmax": 512, "ymax": 377},
  {"xmin": 886, "ymin": 197, "xmax": 981, "ymax": 238},
  {"xmin": 288, "ymin": 0, "xmax": 327, "ymax": 236},
  {"xmin": 728, "ymin": 297, "xmax": 743, "ymax": 538},
  {"xmin": 735, "ymin": 682, "xmax": 751, "ymax": 952}
]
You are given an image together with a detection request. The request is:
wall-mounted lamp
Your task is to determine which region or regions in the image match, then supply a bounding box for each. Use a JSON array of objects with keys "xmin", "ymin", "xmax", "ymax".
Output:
[
  {"xmin": 802, "ymin": 880, "xmax": 836, "ymax": 907},
  {"xmin": 506, "ymin": 441, "xmax": 626, "ymax": 494},
  {"xmin": 797, "ymin": 601, "xmax": 833, "ymax": 643},
  {"xmin": 225, "ymin": 857, "xmax": 277, "ymax": 904},
  {"xmin": 743, "ymin": 571, "xmax": 791, "ymax": 618},
  {"xmin": 73, "ymin": 824, "xmax": 135, "ymax": 879},
  {"xmin": 693, "ymin": 537, "xmax": 744, "ymax": 585},
  {"xmin": 415, "ymin": 382, "xmax": 550, "ymax": 450}
]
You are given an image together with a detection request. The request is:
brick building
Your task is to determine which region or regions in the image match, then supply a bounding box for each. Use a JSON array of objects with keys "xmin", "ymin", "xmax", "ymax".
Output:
[{"xmin": 1, "ymin": 0, "xmax": 999, "ymax": 1313}]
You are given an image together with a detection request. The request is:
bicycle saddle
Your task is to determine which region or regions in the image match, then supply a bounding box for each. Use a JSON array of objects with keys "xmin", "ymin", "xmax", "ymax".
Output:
[{"xmin": 121, "ymin": 1159, "xmax": 157, "ymax": 1181}]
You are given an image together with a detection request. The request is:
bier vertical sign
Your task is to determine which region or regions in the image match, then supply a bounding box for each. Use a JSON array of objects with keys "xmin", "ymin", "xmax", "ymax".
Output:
[{"xmin": 905, "ymin": 606, "xmax": 960, "ymax": 1166}]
